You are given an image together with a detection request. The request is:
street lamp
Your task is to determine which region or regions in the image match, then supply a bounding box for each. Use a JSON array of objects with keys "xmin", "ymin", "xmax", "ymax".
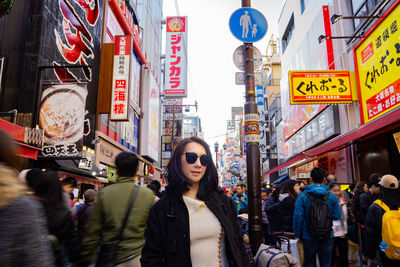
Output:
[{"xmin": 214, "ymin": 141, "xmax": 219, "ymax": 168}]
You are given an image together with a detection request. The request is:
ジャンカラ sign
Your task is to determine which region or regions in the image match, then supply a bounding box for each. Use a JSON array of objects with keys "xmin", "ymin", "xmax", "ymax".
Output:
[
  {"xmin": 289, "ymin": 71, "xmax": 355, "ymax": 104},
  {"xmin": 165, "ymin": 17, "xmax": 188, "ymax": 98},
  {"xmin": 354, "ymin": 2, "xmax": 400, "ymax": 124}
]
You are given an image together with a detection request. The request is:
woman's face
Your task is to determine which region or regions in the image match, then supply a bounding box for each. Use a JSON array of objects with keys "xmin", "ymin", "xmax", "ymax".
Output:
[
  {"xmin": 181, "ymin": 142, "xmax": 207, "ymax": 185},
  {"xmin": 363, "ymin": 183, "xmax": 368, "ymax": 193},
  {"xmin": 330, "ymin": 185, "xmax": 342, "ymax": 199},
  {"xmin": 293, "ymin": 183, "xmax": 300, "ymax": 195}
]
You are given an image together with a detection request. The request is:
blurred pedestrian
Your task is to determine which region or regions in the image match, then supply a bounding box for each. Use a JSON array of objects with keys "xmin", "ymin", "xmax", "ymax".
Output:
[
  {"xmin": 76, "ymin": 189, "xmax": 98, "ymax": 239},
  {"xmin": 0, "ymin": 129, "xmax": 54, "ymax": 266},
  {"xmin": 150, "ymin": 180, "xmax": 164, "ymax": 199},
  {"xmin": 280, "ymin": 179, "xmax": 300, "ymax": 233},
  {"xmin": 232, "ymin": 184, "xmax": 248, "ymax": 214},
  {"xmin": 364, "ymin": 174, "xmax": 400, "ymax": 266},
  {"xmin": 147, "ymin": 183, "xmax": 160, "ymax": 202},
  {"xmin": 33, "ymin": 171, "xmax": 81, "ymax": 267},
  {"xmin": 298, "ymin": 181, "xmax": 306, "ymax": 192},
  {"xmin": 360, "ymin": 173, "xmax": 381, "ymax": 258},
  {"xmin": 60, "ymin": 176, "xmax": 78, "ymax": 213},
  {"xmin": 265, "ymin": 184, "xmax": 284, "ymax": 243},
  {"xmin": 141, "ymin": 137, "xmax": 250, "ymax": 267},
  {"xmin": 261, "ymin": 188, "xmax": 271, "ymax": 244},
  {"xmin": 329, "ymin": 182, "xmax": 349, "ymax": 267},
  {"xmin": 293, "ymin": 167, "xmax": 341, "ymax": 267},
  {"xmin": 81, "ymin": 152, "xmax": 154, "ymax": 266}
]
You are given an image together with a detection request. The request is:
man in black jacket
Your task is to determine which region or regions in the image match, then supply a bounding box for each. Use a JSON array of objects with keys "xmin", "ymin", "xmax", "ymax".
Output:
[{"xmin": 360, "ymin": 173, "xmax": 381, "ymax": 258}]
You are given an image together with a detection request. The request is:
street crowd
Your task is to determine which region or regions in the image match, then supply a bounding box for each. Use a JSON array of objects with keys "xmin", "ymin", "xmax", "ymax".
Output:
[{"xmin": 0, "ymin": 132, "xmax": 400, "ymax": 267}]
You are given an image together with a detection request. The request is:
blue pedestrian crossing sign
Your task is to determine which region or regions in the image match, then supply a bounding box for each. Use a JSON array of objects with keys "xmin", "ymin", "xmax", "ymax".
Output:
[{"xmin": 229, "ymin": 7, "xmax": 268, "ymax": 43}]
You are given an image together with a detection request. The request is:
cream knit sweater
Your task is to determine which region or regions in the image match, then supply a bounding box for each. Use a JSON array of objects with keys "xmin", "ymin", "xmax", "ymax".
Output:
[{"xmin": 183, "ymin": 196, "xmax": 228, "ymax": 267}]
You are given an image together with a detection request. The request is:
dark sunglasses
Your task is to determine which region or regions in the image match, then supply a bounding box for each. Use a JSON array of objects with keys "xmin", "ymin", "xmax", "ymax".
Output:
[{"xmin": 185, "ymin": 152, "xmax": 210, "ymax": 166}]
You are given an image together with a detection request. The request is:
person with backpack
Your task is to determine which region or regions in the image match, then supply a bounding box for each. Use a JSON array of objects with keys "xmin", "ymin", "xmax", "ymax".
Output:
[
  {"xmin": 364, "ymin": 174, "xmax": 400, "ymax": 266},
  {"xmin": 293, "ymin": 167, "xmax": 341, "ymax": 267}
]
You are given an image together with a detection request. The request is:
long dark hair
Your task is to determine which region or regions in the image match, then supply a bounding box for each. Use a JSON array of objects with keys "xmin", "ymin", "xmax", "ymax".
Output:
[
  {"xmin": 281, "ymin": 179, "xmax": 299, "ymax": 205},
  {"xmin": 166, "ymin": 137, "xmax": 218, "ymax": 200},
  {"xmin": 32, "ymin": 171, "xmax": 69, "ymax": 226}
]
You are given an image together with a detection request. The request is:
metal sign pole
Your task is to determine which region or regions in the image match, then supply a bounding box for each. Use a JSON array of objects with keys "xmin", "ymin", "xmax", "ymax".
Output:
[{"xmin": 242, "ymin": 0, "xmax": 263, "ymax": 255}]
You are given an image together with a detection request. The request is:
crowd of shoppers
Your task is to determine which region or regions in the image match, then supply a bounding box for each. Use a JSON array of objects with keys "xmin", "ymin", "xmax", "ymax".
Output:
[{"xmin": 2, "ymin": 130, "xmax": 400, "ymax": 267}]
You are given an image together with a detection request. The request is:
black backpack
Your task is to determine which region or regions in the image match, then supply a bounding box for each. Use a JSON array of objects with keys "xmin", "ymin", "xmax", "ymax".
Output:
[{"xmin": 304, "ymin": 192, "xmax": 333, "ymax": 242}]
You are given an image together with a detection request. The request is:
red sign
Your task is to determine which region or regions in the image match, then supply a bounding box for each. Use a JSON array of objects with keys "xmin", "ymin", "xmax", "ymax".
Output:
[{"xmin": 366, "ymin": 79, "xmax": 400, "ymax": 119}]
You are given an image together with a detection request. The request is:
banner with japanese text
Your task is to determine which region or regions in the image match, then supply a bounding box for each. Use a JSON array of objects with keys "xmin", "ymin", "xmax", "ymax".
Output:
[
  {"xmin": 165, "ymin": 17, "xmax": 187, "ymax": 98},
  {"xmin": 354, "ymin": 2, "xmax": 400, "ymax": 124},
  {"xmin": 111, "ymin": 35, "xmax": 131, "ymax": 120},
  {"xmin": 289, "ymin": 70, "xmax": 354, "ymax": 104}
]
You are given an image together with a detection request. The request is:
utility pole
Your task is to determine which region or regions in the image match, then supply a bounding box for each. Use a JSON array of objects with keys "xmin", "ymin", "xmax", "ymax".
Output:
[{"xmin": 242, "ymin": 0, "xmax": 263, "ymax": 254}]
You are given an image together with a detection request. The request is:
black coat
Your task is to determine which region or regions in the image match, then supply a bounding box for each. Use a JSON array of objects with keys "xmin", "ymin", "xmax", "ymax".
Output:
[
  {"xmin": 280, "ymin": 196, "xmax": 295, "ymax": 232},
  {"xmin": 77, "ymin": 203, "xmax": 95, "ymax": 238},
  {"xmin": 359, "ymin": 191, "xmax": 377, "ymax": 225},
  {"xmin": 140, "ymin": 189, "xmax": 250, "ymax": 267},
  {"xmin": 264, "ymin": 195, "xmax": 283, "ymax": 232}
]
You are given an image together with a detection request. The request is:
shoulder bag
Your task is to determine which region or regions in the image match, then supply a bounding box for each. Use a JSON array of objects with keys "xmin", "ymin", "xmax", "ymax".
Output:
[{"xmin": 95, "ymin": 184, "xmax": 140, "ymax": 267}]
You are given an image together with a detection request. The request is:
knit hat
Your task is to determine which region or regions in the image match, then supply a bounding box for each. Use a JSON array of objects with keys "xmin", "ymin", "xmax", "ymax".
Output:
[
  {"xmin": 379, "ymin": 174, "xmax": 399, "ymax": 189},
  {"xmin": 84, "ymin": 189, "xmax": 98, "ymax": 203}
]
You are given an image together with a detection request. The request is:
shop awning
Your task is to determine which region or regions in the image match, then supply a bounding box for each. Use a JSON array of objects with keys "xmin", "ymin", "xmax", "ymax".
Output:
[
  {"xmin": 264, "ymin": 153, "xmax": 305, "ymax": 176},
  {"xmin": 306, "ymin": 107, "xmax": 400, "ymax": 157},
  {"xmin": 0, "ymin": 118, "xmax": 41, "ymax": 159},
  {"xmin": 14, "ymin": 141, "xmax": 41, "ymax": 160}
]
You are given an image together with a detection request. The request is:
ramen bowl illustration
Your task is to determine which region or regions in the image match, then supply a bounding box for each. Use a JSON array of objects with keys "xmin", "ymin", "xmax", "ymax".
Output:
[{"xmin": 39, "ymin": 84, "xmax": 88, "ymax": 145}]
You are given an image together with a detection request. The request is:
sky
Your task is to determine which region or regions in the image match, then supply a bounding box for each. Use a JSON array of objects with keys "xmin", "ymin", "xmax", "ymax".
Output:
[{"xmin": 162, "ymin": 0, "xmax": 285, "ymax": 154}]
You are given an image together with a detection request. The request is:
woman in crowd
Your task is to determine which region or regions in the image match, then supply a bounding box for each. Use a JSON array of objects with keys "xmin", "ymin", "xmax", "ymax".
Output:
[
  {"xmin": 280, "ymin": 179, "xmax": 300, "ymax": 233},
  {"xmin": 329, "ymin": 182, "xmax": 349, "ymax": 267},
  {"xmin": 0, "ymin": 129, "xmax": 54, "ymax": 266},
  {"xmin": 33, "ymin": 171, "xmax": 81, "ymax": 267},
  {"xmin": 141, "ymin": 137, "xmax": 250, "ymax": 267},
  {"xmin": 353, "ymin": 181, "xmax": 367, "ymax": 222},
  {"xmin": 264, "ymin": 184, "xmax": 284, "ymax": 243}
]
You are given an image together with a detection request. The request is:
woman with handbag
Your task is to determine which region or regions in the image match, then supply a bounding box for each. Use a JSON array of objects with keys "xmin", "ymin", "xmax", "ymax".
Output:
[{"xmin": 141, "ymin": 137, "xmax": 250, "ymax": 267}]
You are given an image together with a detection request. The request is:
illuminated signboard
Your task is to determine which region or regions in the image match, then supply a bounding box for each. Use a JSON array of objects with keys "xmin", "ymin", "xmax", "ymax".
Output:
[
  {"xmin": 165, "ymin": 17, "xmax": 188, "ymax": 98},
  {"xmin": 289, "ymin": 70, "xmax": 354, "ymax": 104},
  {"xmin": 354, "ymin": 2, "xmax": 400, "ymax": 124},
  {"xmin": 110, "ymin": 35, "xmax": 131, "ymax": 121}
]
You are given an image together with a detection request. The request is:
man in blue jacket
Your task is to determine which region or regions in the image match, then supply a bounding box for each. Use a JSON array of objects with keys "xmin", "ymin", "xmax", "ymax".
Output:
[{"xmin": 293, "ymin": 167, "xmax": 341, "ymax": 267}]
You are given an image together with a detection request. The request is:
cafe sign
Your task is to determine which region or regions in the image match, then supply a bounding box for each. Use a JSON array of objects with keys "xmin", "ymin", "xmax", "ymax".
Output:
[
  {"xmin": 289, "ymin": 70, "xmax": 355, "ymax": 104},
  {"xmin": 354, "ymin": 2, "xmax": 400, "ymax": 124}
]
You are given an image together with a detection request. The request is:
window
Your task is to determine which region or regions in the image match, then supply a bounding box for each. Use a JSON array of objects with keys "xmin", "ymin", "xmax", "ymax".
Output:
[
  {"xmin": 300, "ymin": 0, "xmax": 309, "ymax": 14},
  {"xmin": 282, "ymin": 14, "xmax": 295, "ymax": 54},
  {"xmin": 351, "ymin": 0, "xmax": 384, "ymax": 28}
]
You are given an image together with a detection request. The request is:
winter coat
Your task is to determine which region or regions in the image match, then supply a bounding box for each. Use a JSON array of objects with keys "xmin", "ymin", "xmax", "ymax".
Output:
[
  {"xmin": 359, "ymin": 191, "xmax": 377, "ymax": 225},
  {"xmin": 232, "ymin": 193, "xmax": 248, "ymax": 214},
  {"xmin": 46, "ymin": 206, "xmax": 81, "ymax": 267},
  {"xmin": 81, "ymin": 177, "xmax": 155, "ymax": 265},
  {"xmin": 77, "ymin": 202, "xmax": 95, "ymax": 238},
  {"xmin": 0, "ymin": 196, "xmax": 55, "ymax": 267},
  {"xmin": 293, "ymin": 184, "xmax": 341, "ymax": 240},
  {"xmin": 280, "ymin": 194, "xmax": 295, "ymax": 232},
  {"xmin": 264, "ymin": 195, "xmax": 283, "ymax": 232},
  {"xmin": 140, "ymin": 187, "xmax": 250, "ymax": 267},
  {"xmin": 261, "ymin": 198, "xmax": 269, "ymax": 225}
]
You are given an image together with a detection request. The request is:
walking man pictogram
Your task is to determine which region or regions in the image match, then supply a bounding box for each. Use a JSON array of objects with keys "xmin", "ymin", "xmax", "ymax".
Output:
[{"xmin": 240, "ymin": 11, "xmax": 252, "ymax": 38}]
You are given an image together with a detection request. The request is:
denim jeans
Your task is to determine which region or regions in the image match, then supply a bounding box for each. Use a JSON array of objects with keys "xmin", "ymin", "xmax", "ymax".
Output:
[{"xmin": 302, "ymin": 238, "xmax": 334, "ymax": 267}]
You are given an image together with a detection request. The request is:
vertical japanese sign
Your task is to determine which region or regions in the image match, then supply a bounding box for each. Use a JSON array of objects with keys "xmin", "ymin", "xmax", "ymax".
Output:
[
  {"xmin": 39, "ymin": 84, "xmax": 88, "ymax": 157},
  {"xmin": 354, "ymin": 2, "xmax": 400, "ymax": 124},
  {"xmin": 165, "ymin": 17, "xmax": 187, "ymax": 98},
  {"xmin": 111, "ymin": 35, "xmax": 131, "ymax": 121}
]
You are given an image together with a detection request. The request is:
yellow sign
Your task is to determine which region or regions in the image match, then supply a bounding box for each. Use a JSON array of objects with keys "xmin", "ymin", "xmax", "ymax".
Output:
[
  {"xmin": 394, "ymin": 131, "xmax": 400, "ymax": 154},
  {"xmin": 289, "ymin": 71, "xmax": 354, "ymax": 104},
  {"xmin": 354, "ymin": 2, "xmax": 400, "ymax": 124}
]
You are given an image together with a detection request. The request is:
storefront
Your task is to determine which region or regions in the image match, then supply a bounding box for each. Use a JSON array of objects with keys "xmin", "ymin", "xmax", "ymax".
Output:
[{"xmin": 95, "ymin": 130, "xmax": 161, "ymax": 184}]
